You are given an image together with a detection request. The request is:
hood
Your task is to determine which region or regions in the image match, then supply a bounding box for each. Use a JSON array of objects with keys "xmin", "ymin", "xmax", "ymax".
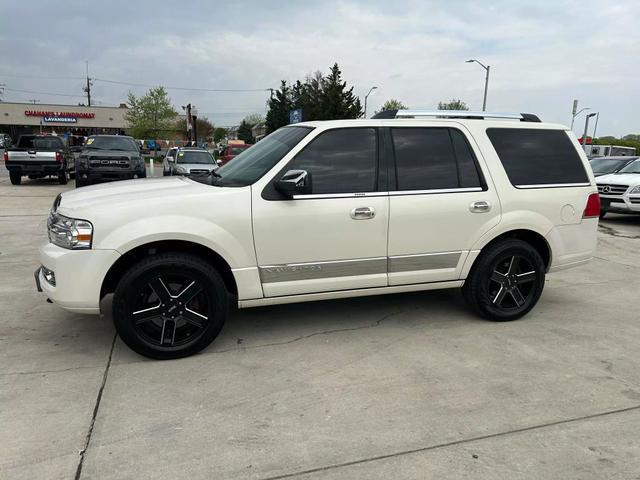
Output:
[
  {"xmin": 57, "ymin": 177, "xmax": 211, "ymax": 215},
  {"xmin": 596, "ymin": 173, "xmax": 640, "ymax": 186}
]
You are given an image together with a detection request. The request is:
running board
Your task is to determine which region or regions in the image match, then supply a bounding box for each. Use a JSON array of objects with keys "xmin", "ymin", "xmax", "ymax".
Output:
[{"xmin": 237, "ymin": 280, "xmax": 464, "ymax": 308}]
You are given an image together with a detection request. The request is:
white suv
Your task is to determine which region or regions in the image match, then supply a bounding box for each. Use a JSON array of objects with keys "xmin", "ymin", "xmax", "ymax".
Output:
[
  {"xmin": 36, "ymin": 110, "xmax": 600, "ymax": 359},
  {"xmin": 596, "ymin": 157, "xmax": 640, "ymax": 218}
]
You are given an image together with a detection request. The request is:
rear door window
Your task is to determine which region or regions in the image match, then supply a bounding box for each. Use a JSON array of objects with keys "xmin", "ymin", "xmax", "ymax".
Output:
[
  {"xmin": 486, "ymin": 128, "xmax": 589, "ymax": 187},
  {"xmin": 391, "ymin": 127, "xmax": 483, "ymax": 191}
]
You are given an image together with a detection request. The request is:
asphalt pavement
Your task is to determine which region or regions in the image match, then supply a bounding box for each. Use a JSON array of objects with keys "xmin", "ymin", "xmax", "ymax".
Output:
[{"xmin": 1, "ymin": 172, "xmax": 640, "ymax": 479}]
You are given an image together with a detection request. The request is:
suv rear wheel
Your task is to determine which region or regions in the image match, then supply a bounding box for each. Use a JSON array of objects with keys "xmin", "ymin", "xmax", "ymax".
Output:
[
  {"xmin": 113, "ymin": 253, "xmax": 228, "ymax": 359},
  {"xmin": 9, "ymin": 171, "xmax": 21, "ymax": 185},
  {"xmin": 463, "ymin": 239, "xmax": 545, "ymax": 321}
]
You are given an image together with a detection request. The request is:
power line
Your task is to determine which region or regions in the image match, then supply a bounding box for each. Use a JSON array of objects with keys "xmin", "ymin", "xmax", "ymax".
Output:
[
  {"xmin": 93, "ymin": 77, "xmax": 270, "ymax": 92},
  {"xmin": 3, "ymin": 86, "xmax": 85, "ymax": 98},
  {"xmin": 0, "ymin": 72, "xmax": 85, "ymax": 80}
]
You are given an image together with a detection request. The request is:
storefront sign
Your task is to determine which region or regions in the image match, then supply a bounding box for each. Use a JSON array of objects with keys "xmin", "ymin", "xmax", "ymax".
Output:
[
  {"xmin": 24, "ymin": 110, "xmax": 95, "ymax": 119},
  {"xmin": 43, "ymin": 116, "xmax": 77, "ymax": 123}
]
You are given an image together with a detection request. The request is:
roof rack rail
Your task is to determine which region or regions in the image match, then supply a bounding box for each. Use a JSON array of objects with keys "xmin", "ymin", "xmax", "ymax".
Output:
[{"xmin": 371, "ymin": 109, "xmax": 541, "ymax": 122}]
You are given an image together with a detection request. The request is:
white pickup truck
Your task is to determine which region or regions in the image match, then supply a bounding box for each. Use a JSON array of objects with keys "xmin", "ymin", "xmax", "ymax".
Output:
[
  {"xmin": 4, "ymin": 134, "xmax": 76, "ymax": 185},
  {"xmin": 35, "ymin": 110, "xmax": 600, "ymax": 359}
]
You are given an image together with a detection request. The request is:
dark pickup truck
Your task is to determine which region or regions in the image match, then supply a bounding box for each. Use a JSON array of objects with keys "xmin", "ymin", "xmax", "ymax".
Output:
[
  {"xmin": 3, "ymin": 134, "xmax": 76, "ymax": 185},
  {"xmin": 76, "ymin": 135, "xmax": 146, "ymax": 187}
]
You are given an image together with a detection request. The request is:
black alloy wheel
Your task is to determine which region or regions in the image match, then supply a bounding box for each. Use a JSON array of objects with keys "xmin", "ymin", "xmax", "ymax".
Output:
[
  {"xmin": 463, "ymin": 239, "xmax": 545, "ymax": 321},
  {"xmin": 113, "ymin": 253, "xmax": 228, "ymax": 359}
]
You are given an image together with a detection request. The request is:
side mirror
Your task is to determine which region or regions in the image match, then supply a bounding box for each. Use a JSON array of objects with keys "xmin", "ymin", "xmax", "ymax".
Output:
[
  {"xmin": 275, "ymin": 169, "xmax": 312, "ymax": 197},
  {"xmin": 167, "ymin": 156, "xmax": 174, "ymax": 163}
]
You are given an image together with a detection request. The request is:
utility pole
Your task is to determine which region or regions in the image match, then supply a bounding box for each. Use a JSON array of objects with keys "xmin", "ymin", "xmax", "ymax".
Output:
[
  {"xmin": 83, "ymin": 61, "xmax": 92, "ymax": 106},
  {"xmin": 0, "ymin": 83, "xmax": 5, "ymax": 102}
]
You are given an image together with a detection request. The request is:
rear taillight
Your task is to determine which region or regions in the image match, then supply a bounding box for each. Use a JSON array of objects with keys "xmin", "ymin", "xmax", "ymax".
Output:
[
  {"xmin": 2, "ymin": 151, "xmax": 7, "ymax": 162},
  {"xmin": 583, "ymin": 192, "xmax": 601, "ymax": 218},
  {"xmin": 55, "ymin": 151, "xmax": 62, "ymax": 162}
]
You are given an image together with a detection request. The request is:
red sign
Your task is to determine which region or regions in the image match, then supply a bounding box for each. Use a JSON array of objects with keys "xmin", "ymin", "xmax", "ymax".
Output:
[{"xmin": 24, "ymin": 110, "xmax": 95, "ymax": 119}]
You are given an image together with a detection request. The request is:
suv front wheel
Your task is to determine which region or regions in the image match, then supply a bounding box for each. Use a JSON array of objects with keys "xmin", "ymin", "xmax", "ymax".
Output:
[
  {"xmin": 463, "ymin": 239, "xmax": 546, "ymax": 321},
  {"xmin": 113, "ymin": 253, "xmax": 228, "ymax": 359}
]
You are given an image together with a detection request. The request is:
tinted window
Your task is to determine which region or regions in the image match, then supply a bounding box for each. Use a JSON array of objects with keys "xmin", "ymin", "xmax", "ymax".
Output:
[
  {"xmin": 17, "ymin": 136, "xmax": 64, "ymax": 150},
  {"xmin": 392, "ymin": 128, "xmax": 482, "ymax": 191},
  {"xmin": 618, "ymin": 159, "xmax": 640, "ymax": 174},
  {"xmin": 177, "ymin": 151, "xmax": 214, "ymax": 164},
  {"xmin": 85, "ymin": 136, "xmax": 138, "ymax": 151},
  {"xmin": 215, "ymin": 127, "xmax": 313, "ymax": 187},
  {"xmin": 291, "ymin": 128, "xmax": 377, "ymax": 194},
  {"xmin": 589, "ymin": 157, "xmax": 633, "ymax": 174},
  {"xmin": 487, "ymin": 128, "xmax": 589, "ymax": 186}
]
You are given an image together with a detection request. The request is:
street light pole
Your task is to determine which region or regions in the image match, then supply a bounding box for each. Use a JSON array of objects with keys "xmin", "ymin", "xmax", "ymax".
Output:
[
  {"xmin": 363, "ymin": 86, "xmax": 377, "ymax": 118},
  {"xmin": 571, "ymin": 106, "xmax": 590, "ymax": 130},
  {"xmin": 582, "ymin": 113, "xmax": 597, "ymax": 155},
  {"xmin": 466, "ymin": 59, "xmax": 490, "ymax": 111},
  {"xmin": 592, "ymin": 112, "xmax": 600, "ymax": 141}
]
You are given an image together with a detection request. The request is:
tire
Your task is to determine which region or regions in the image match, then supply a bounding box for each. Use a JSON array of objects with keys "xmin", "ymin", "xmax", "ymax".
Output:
[
  {"xmin": 462, "ymin": 239, "xmax": 546, "ymax": 321},
  {"xmin": 75, "ymin": 177, "xmax": 86, "ymax": 188},
  {"xmin": 9, "ymin": 171, "xmax": 21, "ymax": 185},
  {"xmin": 58, "ymin": 170, "xmax": 69, "ymax": 185},
  {"xmin": 113, "ymin": 253, "xmax": 228, "ymax": 359}
]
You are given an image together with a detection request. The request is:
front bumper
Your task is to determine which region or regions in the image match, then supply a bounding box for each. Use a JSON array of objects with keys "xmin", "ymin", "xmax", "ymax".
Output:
[
  {"xmin": 77, "ymin": 168, "xmax": 146, "ymax": 184},
  {"xmin": 37, "ymin": 243, "xmax": 121, "ymax": 314},
  {"xmin": 601, "ymin": 195, "xmax": 640, "ymax": 213}
]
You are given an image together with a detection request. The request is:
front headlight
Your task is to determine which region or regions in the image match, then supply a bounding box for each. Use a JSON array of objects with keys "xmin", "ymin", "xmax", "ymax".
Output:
[
  {"xmin": 47, "ymin": 212, "xmax": 93, "ymax": 249},
  {"xmin": 628, "ymin": 185, "xmax": 640, "ymax": 194},
  {"xmin": 78, "ymin": 155, "xmax": 88, "ymax": 168}
]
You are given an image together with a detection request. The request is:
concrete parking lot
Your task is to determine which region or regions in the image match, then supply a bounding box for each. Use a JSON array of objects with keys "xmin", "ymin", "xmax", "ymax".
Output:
[{"xmin": 1, "ymin": 173, "xmax": 640, "ymax": 479}]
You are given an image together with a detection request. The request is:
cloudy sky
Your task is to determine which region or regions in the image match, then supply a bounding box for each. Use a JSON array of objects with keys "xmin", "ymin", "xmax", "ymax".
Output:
[{"xmin": 0, "ymin": 0, "xmax": 637, "ymax": 136}]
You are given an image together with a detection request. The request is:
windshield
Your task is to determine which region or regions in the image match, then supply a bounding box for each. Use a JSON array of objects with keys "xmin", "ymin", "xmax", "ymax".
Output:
[
  {"xmin": 177, "ymin": 151, "xmax": 214, "ymax": 164},
  {"xmin": 85, "ymin": 136, "xmax": 138, "ymax": 151},
  {"xmin": 590, "ymin": 157, "xmax": 630, "ymax": 173},
  {"xmin": 17, "ymin": 136, "xmax": 64, "ymax": 150},
  {"xmin": 617, "ymin": 159, "xmax": 640, "ymax": 174},
  {"xmin": 214, "ymin": 127, "xmax": 313, "ymax": 187}
]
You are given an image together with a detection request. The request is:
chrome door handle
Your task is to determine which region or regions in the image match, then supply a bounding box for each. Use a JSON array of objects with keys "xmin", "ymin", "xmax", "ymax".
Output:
[
  {"xmin": 470, "ymin": 201, "xmax": 491, "ymax": 213},
  {"xmin": 350, "ymin": 207, "xmax": 376, "ymax": 220}
]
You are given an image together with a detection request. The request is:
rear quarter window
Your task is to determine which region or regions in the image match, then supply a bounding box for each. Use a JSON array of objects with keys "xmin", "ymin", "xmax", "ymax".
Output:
[{"xmin": 486, "ymin": 128, "xmax": 589, "ymax": 187}]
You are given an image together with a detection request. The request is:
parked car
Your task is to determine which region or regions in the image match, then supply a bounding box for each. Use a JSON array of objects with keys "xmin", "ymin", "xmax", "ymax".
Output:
[
  {"xmin": 596, "ymin": 157, "xmax": 640, "ymax": 218},
  {"xmin": 219, "ymin": 143, "xmax": 251, "ymax": 165},
  {"xmin": 163, "ymin": 148, "xmax": 219, "ymax": 176},
  {"xmin": 589, "ymin": 156, "xmax": 637, "ymax": 177},
  {"xmin": 4, "ymin": 134, "xmax": 75, "ymax": 185},
  {"xmin": 0, "ymin": 133, "xmax": 12, "ymax": 148},
  {"xmin": 75, "ymin": 135, "xmax": 146, "ymax": 188},
  {"xmin": 36, "ymin": 110, "xmax": 599, "ymax": 359}
]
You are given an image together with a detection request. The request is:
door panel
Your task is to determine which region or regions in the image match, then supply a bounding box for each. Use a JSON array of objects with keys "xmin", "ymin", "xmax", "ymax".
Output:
[
  {"xmin": 387, "ymin": 126, "xmax": 501, "ymax": 286},
  {"xmin": 252, "ymin": 194, "xmax": 389, "ymax": 297}
]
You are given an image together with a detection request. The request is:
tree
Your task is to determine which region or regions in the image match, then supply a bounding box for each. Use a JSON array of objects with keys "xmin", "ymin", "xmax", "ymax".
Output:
[
  {"xmin": 265, "ymin": 64, "xmax": 362, "ymax": 133},
  {"xmin": 243, "ymin": 113, "xmax": 265, "ymax": 127},
  {"xmin": 266, "ymin": 80, "xmax": 292, "ymax": 134},
  {"xmin": 172, "ymin": 116, "xmax": 215, "ymax": 140},
  {"xmin": 125, "ymin": 87, "xmax": 177, "ymax": 139},
  {"xmin": 320, "ymin": 63, "xmax": 362, "ymax": 120},
  {"xmin": 438, "ymin": 99, "xmax": 469, "ymax": 111},
  {"xmin": 213, "ymin": 127, "xmax": 227, "ymax": 143},
  {"xmin": 377, "ymin": 99, "xmax": 408, "ymax": 113},
  {"xmin": 237, "ymin": 119, "xmax": 254, "ymax": 143}
]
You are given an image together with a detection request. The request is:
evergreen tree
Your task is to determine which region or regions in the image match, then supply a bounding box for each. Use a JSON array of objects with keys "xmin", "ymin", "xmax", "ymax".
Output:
[
  {"xmin": 320, "ymin": 63, "xmax": 362, "ymax": 120},
  {"xmin": 237, "ymin": 120, "xmax": 253, "ymax": 143},
  {"xmin": 265, "ymin": 80, "xmax": 292, "ymax": 133}
]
